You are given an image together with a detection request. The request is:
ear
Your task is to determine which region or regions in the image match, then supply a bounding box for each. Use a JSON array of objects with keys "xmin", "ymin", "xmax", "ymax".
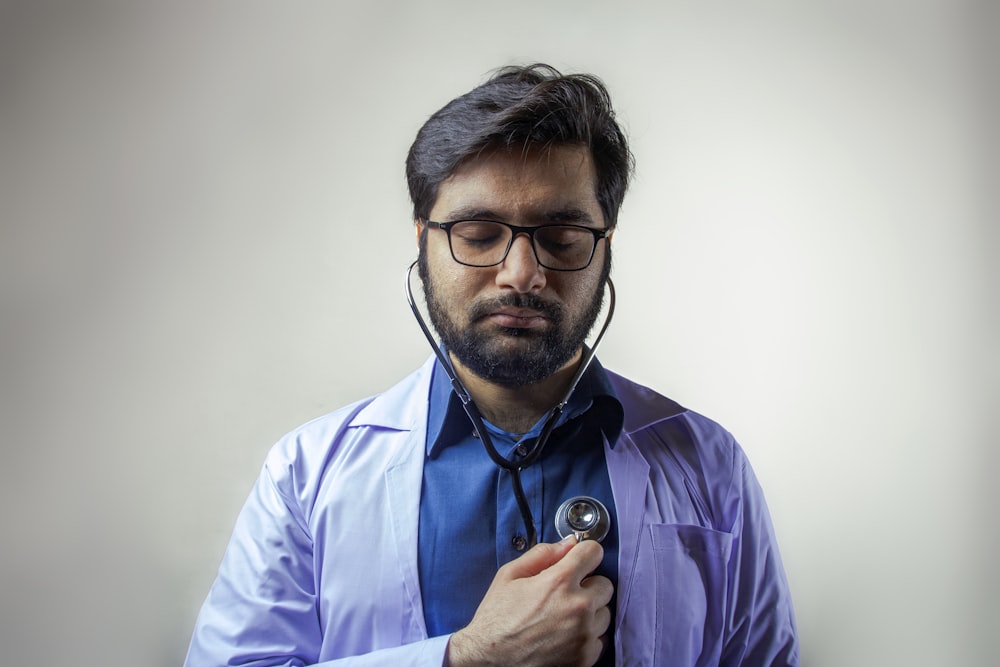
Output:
[{"xmin": 415, "ymin": 220, "xmax": 425, "ymax": 247}]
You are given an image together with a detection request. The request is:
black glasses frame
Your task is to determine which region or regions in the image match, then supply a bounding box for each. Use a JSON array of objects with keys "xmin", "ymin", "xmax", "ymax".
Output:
[{"xmin": 424, "ymin": 219, "xmax": 610, "ymax": 272}]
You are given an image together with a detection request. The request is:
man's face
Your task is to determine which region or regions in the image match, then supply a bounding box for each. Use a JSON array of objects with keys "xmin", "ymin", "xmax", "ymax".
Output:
[{"xmin": 417, "ymin": 144, "xmax": 611, "ymax": 387}]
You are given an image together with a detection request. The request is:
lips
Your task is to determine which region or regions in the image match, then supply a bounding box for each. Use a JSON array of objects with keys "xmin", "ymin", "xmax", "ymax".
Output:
[
  {"xmin": 468, "ymin": 295, "xmax": 563, "ymax": 330},
  {"xmin": 486, "ymin": 307, "xmax": 549, "ymax": 329}
]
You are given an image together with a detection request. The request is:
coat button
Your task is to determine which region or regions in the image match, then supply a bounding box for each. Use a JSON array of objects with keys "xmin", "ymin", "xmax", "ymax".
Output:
[{"xmin": 511, "ymin": 534, "xmax": 527, "ymax": 551}]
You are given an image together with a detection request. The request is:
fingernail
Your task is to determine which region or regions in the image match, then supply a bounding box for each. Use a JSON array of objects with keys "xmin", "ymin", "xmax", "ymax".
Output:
[{"xmin": 560, "ymin": 534, "xmax": 577, "ymax": 545}]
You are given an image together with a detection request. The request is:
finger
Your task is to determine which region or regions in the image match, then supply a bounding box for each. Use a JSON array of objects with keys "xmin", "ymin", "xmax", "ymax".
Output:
[
  {"xmin": 549, "ymin": 538, "xmax": 605, "ymax": 581},
  {"xmin": 583, "ymin": 630, "xmax": 610, "ymax": 667},
  {"xmin": 592, "ymin": 602, "xmax": 612, "ymax": 637},
  {"xmin": 499, "ymin": 537, "xmax": 576, "ymax": 580},
  {"xmin": 581, "ymin": 574, "xmax": 615, "ymax": 608}
]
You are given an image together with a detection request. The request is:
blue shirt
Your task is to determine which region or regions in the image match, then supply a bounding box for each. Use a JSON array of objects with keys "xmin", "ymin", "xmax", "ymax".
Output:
[{"xmin": 418, "ymin": 357, "xmax": 624, "ymax": 641}]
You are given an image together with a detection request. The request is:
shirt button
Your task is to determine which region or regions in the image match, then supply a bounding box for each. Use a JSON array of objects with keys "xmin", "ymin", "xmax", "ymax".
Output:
[
  {"xmin": 471, "ymin": 430, "xmax": 479, "ymax": 439},
  {"xmin": 515, "ymin": 444, "xmax": 528, "ymax": 457},
  {"xmin": 511, "ymin": 535, "xmax": 527, "ymax": 551}
]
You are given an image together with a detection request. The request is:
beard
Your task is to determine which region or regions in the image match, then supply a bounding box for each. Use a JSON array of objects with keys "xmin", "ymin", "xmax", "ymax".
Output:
[{"xmin": 418, "ymin": 240, "xmax": 610, "ymax": 388}]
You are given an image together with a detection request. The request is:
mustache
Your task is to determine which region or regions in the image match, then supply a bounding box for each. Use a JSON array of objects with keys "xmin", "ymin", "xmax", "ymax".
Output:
[{"xmin": 468, "ymin": 293, "xmax": 564, "ymax": 324}]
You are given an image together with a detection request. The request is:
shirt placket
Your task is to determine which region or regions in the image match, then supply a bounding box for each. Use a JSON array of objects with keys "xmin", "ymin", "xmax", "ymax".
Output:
[{"xmin": 494, "ymin": 434, "xmax": 544, "ymax": 566}]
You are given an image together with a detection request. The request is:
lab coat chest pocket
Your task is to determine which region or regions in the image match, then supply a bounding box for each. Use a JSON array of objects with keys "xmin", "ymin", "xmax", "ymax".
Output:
[{"xmin": 647, "ymin": 523, "xmax": 733, "ymax": 666}]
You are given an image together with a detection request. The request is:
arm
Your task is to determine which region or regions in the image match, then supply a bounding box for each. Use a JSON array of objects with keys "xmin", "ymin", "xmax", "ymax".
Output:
[
  {"xmin": 185, "ymin": 469, "xmax": 610, "ymax": 667},
  {"xmin": 721, "ymin": 453, "xmax": 799, "ymax": 667},
  {"xmin": 183, "ymin": 466, "xmax": 450, "ymax": 667}
]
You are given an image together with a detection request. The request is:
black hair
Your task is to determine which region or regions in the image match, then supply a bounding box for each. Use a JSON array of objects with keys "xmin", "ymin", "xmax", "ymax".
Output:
[{"xmin": 405, "ymin": 64, "xmax": 633, "ymax": 227}]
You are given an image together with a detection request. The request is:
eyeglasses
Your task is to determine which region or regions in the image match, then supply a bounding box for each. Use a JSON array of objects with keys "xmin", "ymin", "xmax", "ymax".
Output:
[{"xmin": 424, "ymin": 220, "xmax": 610, "ymax": 271}]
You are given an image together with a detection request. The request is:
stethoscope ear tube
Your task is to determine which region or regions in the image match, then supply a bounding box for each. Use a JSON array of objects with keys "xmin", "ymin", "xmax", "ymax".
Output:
[
  {"xmin": 404, "ymin": 261, "xmax": 471, "ymax": 405},
  {"xmin": 404, "ymin": 260, "xmax": 616, "ymax": 414},
  {"xmin": 404, "ymin": 260, "xmax": 616, "ymax": 547}
]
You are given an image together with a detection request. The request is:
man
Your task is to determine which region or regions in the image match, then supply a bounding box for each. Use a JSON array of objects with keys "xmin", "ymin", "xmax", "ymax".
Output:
[{"xmin": 185, "ymin": 64, "xmax": 799, "ymax": 666}]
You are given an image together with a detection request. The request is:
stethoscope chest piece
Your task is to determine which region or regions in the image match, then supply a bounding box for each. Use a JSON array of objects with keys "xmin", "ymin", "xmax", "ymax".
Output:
[{"xmin": 555, "ymin": 496, "xmax": 611, "ymax": 543}]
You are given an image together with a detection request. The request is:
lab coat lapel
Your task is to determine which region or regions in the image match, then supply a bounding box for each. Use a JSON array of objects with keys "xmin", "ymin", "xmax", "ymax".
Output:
[
  {"xmin": 385, "ymin": 427, "xmax": 430, "ymax": 643},
  {"xmin": 353, "ymin": 357, "xmax": 437, "ymax": 643},
  {"xmin": 605, "ymin": 432, "xmax": 650, "ymax": 634}
]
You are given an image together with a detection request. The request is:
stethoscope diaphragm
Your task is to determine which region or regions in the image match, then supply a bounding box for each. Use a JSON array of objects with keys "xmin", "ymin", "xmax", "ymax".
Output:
[{"xmin": 554, "ymin": 496, "xmax": 611, "ymax": 543}]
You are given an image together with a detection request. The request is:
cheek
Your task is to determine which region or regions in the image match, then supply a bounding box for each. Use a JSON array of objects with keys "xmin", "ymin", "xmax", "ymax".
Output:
[
  {"xmin": 426, "ymin": 250, "xmax": 482, "ymax": 300},
  {"xmin": 424, "ymin": 237, "xmax": 458, "ymax": 284},
  {"xmin": 556, "ymin": 272, "xmax": 602, "ymax": 305}
]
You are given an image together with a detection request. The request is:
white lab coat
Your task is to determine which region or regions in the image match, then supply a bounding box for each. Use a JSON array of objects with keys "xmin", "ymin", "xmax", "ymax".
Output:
[{"xmin": 185, "ymin": 357, "xmax": 798, "ymax": 666}]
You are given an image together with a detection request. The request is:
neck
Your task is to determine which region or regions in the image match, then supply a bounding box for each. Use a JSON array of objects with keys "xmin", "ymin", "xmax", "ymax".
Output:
[{"xmin": 450, "ymin": 350, "xmax": 583, "ymax": 435}]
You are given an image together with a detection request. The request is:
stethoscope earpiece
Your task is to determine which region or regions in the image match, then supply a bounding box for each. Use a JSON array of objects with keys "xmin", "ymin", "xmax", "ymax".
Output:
[{"xmin": 555, "ymin": 496, "xmax": 611, "ymax": 543}]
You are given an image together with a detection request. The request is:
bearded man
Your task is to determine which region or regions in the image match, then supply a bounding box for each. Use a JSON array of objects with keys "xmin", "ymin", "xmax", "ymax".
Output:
[{"xmin": 185, "ymin": 64, "xmax": 799, "ymax": 667}]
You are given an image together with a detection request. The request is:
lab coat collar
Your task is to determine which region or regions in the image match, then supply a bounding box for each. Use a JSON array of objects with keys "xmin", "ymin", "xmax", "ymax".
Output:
[
  {"xmin": 606, "ymin": 369, "xmax": 686, "ymax": 434},
  {"xmin": 346, "ymin": 357, "xmax": 687, "ymax": 445},
  {"xmin": 347, "ymin": 356, "xmax": 437, "ymax": 431},
  {"xmin": 424, "ymin": 354, "xmax": 624, "ymax": 458}
]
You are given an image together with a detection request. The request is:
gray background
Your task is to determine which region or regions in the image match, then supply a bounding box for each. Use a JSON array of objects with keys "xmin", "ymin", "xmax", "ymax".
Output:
[{"xmin": 1, "ymin": 1, "xmax": 995, "ymax": 665}]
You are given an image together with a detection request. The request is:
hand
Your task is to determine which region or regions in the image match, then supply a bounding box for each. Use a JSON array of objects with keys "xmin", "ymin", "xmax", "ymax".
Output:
[{"xmin": 445, "ymin": 536, "xmax": 614, "ymax": 667}]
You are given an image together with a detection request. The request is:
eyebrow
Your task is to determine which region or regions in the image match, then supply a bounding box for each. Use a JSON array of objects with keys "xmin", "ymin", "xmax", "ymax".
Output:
[
  {"xmin": 439, "ymin": 206, "xmax": 597, "ymax": 225},
  {"xmin": 542, "ymin": 208, "xmax": 595, "ymax": 224},
  {"xmin": 439, "ymin": 207, "xmax": 503, "ymax": 222}
]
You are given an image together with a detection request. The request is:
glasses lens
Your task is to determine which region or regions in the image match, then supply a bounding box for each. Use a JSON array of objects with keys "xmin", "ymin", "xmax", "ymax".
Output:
[
  {"xmin": 449, "ymin": 221, "xmax": 511, "ymax": 267},
  {"xmin": 447, "ymin": 221, "xmax": 598, "ymax": 270},
  {"xmin": 534, "ymin": 226, "xmax": 596, "ymax": 270}
]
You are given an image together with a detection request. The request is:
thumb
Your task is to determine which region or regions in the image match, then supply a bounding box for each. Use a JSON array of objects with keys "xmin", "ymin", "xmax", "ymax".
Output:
[{"xmin": 500, "ymin": 535, "xmax": 577, "ymax": 580}]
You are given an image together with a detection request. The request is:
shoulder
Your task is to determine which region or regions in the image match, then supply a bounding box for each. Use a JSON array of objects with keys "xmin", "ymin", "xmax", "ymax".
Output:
[
  {"xmin": 607, "ymin": 369, "xmax": 750, "ymax": 511},
  {"xmin": 607, "ymin": 369, "xmax": 739, "ymax": 455},
  {"xmin": 261, "ymin": 358, "xmax": 435, "ymax": 511}
]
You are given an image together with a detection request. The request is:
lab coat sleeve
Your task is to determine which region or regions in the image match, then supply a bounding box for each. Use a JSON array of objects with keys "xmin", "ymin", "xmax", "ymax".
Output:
[
  {"xmin": 720, "ymin": 450, "xmax": 799, "ymax": 667},
  {"xmin": 309, "ymin": 637, "xmax": 451, "ymax": 667},
  {"xmin": 184, "ymin": 464, "xmax": 449, "ymax": 667}
]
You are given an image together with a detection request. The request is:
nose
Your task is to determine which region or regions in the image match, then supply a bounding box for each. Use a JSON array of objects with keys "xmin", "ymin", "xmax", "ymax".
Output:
[{"xmin": 495, "ymin": 233, "xmax": 545, "ymax": 293}]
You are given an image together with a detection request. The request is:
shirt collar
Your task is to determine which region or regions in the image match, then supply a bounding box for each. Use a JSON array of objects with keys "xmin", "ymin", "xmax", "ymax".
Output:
[{"xmin": 426, "ymin": 353, "xmax": 624, "ymax": 458}]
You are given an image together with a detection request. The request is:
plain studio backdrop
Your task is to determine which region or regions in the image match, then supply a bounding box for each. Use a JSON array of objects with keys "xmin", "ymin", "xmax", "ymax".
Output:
[{"xmin": 0, "ymin": 2, "xmax": 995, "ymax": 665}]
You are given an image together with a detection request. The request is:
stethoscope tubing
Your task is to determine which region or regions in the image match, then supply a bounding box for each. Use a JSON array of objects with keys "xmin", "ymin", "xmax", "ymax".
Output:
[{"xmin": 404, "ymin": 260, "xmax": 615, "ymax": 546}]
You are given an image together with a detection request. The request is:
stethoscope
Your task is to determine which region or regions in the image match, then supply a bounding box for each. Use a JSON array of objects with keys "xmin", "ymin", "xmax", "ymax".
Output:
[{"xmin": 405, "ymin": 260, "xmax": 615, "ymax": 548}]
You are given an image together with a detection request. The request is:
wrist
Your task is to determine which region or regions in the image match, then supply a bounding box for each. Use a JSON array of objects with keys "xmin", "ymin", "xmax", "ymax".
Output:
[{"xmin": 444, "ymin": 629, "xmax": 488, "ymax": 667}]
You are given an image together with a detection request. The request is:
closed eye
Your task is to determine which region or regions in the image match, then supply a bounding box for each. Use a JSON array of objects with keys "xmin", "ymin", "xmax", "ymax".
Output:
[{"xmin": 452, "ymin": 221, "xmax": 506, "ymax": 247}]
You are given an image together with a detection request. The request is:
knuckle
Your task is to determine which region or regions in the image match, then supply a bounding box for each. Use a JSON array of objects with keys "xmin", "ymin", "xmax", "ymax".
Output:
[
  {"xmin": 547, "ymin": 567, "xmax": 573, "ymax": 589},
  {"xmin": 567, "ymin": 593, "xmax": 594, "ymax": 616}
]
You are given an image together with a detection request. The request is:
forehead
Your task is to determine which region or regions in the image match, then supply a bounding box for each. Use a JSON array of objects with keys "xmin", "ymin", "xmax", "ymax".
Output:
[{"xmin": 429, "ymin": 144, "xmax": 603, "ymax": 224}]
